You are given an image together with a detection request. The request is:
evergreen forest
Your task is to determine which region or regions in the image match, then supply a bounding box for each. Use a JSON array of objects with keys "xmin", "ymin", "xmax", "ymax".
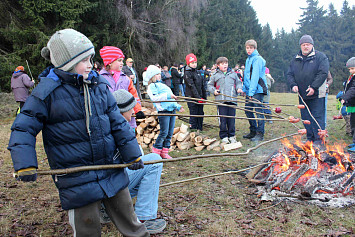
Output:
[{"xmin": 0, "ymin": 0, "xmax": 354, "ymax": 94}]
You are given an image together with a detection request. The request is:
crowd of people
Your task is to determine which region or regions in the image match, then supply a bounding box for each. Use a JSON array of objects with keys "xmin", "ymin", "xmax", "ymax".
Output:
[{"xmin": 8, "ymin": 28, "xmax": 355, "ymax": 236}]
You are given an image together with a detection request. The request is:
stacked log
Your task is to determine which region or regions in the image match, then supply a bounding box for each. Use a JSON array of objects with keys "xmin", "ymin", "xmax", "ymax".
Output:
[{"xmin": 136, "ymin": 107, "xmax": 242, "ymax": 152}]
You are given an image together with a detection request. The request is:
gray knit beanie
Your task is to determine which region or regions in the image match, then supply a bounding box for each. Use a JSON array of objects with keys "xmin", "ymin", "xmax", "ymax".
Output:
[
  {"xmin": 346, "ymin": 57, "xmax": 355, "ymax": 68},
  {"xmin": 299, "ymin": 35, "xmax": 314, "ymax": 45},
  {"xmin": 41, "ymin": 29, "xmax": 95, "ymax": 72},
  {"xmin": 112, "ymin": 89, "xmax": 137, "ymax": 113}
]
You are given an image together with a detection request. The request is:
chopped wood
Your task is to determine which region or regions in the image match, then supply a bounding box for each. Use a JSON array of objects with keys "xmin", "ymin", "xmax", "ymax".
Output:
[
  {"xmin": 182, "ymin": 134, "xmax": 191, "ymax": 143},
  {"xmin": 280, "ymin": 164, "xmax": 310, "ymax": 192},
  {"xmin": 177, "ymin": 132, "xmax": 189, "ymax": 142},
  {"xmin": 171, "ymin": 133, "xmax": 179, "ymax": 144},
  {"xmin": 145, "ymin": 117, "xmax": 155, "ymax": 124},
  {"xmin": 180, "ymin": 123, "xmax": 188, "ymax": 134},
  {"xmin": 190, "ymin": 132, "xmax": 196, "ymax": 140},
  {"xmin": 150, "ymin": 119, "xmax": 158, "ymax": 127},
  {"xmin": 207, "ymin": 141, "xmax": 220, "ymax": 150},
  {"xmin": 139, "ymin": 122, "xmax": 148, "ymax": 129},
  {"xmin": 213, "ymin": 146, "xmax": 221, "ymax": 152},
  {"xmin": 143, "ymin": 137, "xmax": 152, "ymax": 144},
  {"xmin": 194, "ymin": 142, "xmax": 203, "ymax": 147},
  {"xmin": 141, "ymin": 143, "xmax": 148, "ymax": 149},
  {"xmin": 136, "ymin": 126, "xmax": 144, "ymax": 135},
  {"xmin": 148, "ymin": 132, "xmax": 155, "ymax": 139},
  {"xmin": 154, "ymin": 133, "xmax": 159, "ymax": 140},
  {"xmin": 223, "ymin": 142, "xmax": 242, "ymax": 151},
  {"xmin": 194, "ymin": 135, "xmax": 203, "ymax": 143},
  {"xmin": 169, "ymin": 145, "xmax": 176, "ymax": 152},
  {"xmin": 203, "ymin": 138, "xmax": 216, "ymax": 146},
  {"xmin": 194, "ymin": 145, "xmax": 205, "ymax": 151},
  {"xmin": 177, "ymin": 141, "xmax": 194, "ymax": 150}
]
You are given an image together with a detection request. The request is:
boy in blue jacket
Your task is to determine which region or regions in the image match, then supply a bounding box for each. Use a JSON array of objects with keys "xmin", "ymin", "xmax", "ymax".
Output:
[
  {"xmin": 242, "ymin": 39, "xmax": 268, "ymax": 141},
  {"xmin": 7, "ymin": 29, "xmax": 149, "ymax": 236}
]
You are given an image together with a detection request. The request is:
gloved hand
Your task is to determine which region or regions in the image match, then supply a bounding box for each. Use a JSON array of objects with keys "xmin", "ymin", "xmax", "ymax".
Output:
[
  {"xmin": 14, "ymin": 167, "xmax": 37, "ymax": 182},
  {"xmin": 136, "ymin": 111, "xmax": 146, "ymax": 119},
  {"xmin": 128, "ymin": 158, "xmax": 144, "ymax": 170},
  {"xmin": 198, "ymin": 98, "xmax": 205, "ymax": 103}
]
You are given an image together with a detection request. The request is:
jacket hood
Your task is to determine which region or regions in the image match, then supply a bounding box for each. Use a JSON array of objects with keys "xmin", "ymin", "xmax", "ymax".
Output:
[{"xmin": 12, "ymin": 71, "xmax": 25, "ymax": 78}]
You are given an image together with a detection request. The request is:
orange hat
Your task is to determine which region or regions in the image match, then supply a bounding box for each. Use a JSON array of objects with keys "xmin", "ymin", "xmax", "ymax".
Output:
[
  {"xmin": 185, "ymin": 53, "xmax": 197, "ymax": 65},
  {"xmin": 15, "ymin": 66, "xmax": 24, "ymax": 71}
]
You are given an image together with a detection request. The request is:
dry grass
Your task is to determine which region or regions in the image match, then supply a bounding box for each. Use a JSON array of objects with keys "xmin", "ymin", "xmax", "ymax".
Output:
[{"xmin": 0, "ymin": 92, "xmax": 354, "ymax": 236}]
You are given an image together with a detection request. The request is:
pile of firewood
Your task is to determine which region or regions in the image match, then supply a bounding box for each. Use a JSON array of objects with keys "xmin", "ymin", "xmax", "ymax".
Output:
[{"xmin": 136, "ymin": 107, "xmax": 242, "ymax": 152}]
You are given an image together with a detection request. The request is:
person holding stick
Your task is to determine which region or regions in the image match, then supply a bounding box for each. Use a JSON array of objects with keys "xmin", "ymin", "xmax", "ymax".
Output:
[
  {"xmin": 10, "ymin": 65, "xmax": 35, "ymax": 112},
  {"xmin": 144, "ymin": 65, "xmax": 185, "ymax": 159},
  {"xmin": 8, "ymin": 29, "xmax": 149, "ymax": 236}
]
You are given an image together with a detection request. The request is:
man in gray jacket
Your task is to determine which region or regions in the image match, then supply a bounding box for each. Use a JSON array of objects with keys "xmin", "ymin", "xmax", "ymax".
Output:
[
  {"xmin": 10, "ymin": 65, "xmax": 35, "ymax": 110},
  {"xmin": 208, "ymin": 57, "xmax": 243, "ymax": 144}
]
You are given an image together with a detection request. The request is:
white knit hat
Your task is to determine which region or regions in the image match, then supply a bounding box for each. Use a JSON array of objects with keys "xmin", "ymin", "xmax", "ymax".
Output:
[
  {"xmin": 143, "ymin": 65, "xmax": 161, "ymax": 85},
  {"xmin": 41, "ymin": 29, "xmax": 95, "ymax": 72}
]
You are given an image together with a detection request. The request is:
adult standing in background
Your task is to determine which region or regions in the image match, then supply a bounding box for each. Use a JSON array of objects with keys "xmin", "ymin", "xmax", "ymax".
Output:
[
  {"xmin": 242, "ymin": 39, "xmax": 268, "ymax": 142},
  {"xmin": 11, "ymin": 66, "xmax": 35, "ymax": 111},
  {"xmin": 122, "ymin": 58, "xmax": 138, "ymax": 85},
  {"xmin": 171, "ymin": 63, "xmax": 182, "ymax": 96},
  {"xmin": 287, "ymin": 34, "xmax": 329, "ymax": 143}
]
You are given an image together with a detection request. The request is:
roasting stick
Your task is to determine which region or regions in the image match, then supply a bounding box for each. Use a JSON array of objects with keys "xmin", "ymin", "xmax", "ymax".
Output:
[
  {"xmin": 142, "ymin": 113, "xmax": 285, "ymax": 121},
  {"xmin": 36, "ymin": 132, "xmax": 300, "ymax": 175},
  {"xmin": 297, "ymin": 92, "xmax": 322, "ymax": 130}
]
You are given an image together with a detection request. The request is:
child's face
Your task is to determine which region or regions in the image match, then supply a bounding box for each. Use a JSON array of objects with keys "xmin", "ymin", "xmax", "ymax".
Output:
[
  {"xmin": 75, "ymin": 56, "xmax": 92, "ymax": 79},
  {"xmin": 349, "ymin": 67, "xmax": 355, "ymax": 75},
  {"xmin": 154, "ymin": 73, "xmax": 161, "ymax": 82},
  {"xmin": 245, "ymin": 45, "xmax": 255, "ymax": 56},
  {"xmin": 121, "ymin": 108, "xmax": 134, "ymax": 122},
  {"xmin": 110, "ymin": 58, "xmax": 124, "ymax": 71},
  {"xmin": 189, "ymin": 61, "xmax": 197, "ymax": 69},
  {"xmin": 218, "ymin": 62, "xmax": 228, "ymax": 72}
]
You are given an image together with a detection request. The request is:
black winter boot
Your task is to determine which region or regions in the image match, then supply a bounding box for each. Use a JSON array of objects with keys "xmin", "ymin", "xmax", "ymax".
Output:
[
  {"xmin": 250, "ymin": 132, "xmax": 264, "ymax": 141},
  {"xmin": 243, "ymin": 131, "xmax": 256, "ymax": 139}
]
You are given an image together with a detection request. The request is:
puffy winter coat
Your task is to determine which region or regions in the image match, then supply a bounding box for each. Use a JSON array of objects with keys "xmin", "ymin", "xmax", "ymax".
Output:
[
  {"xmin": 342, "ymin": 74, "xmax": 355, "ymax": 107},
  {"xmin": 207, "ymin": 68, "xmax": 242, "ymax": 103},
  {"xmin": 243, "ymin": 49, "xmax": 268, "ymax": 97},
  {"xmin": 287, "ymin": 48, "xmax": 329, "ymax": 100},
  {"xmin": 147, "ymin": 81, "xmax": 182, "ymax": 112},
  {"xmin": 11, "ymin": 71, "xmax": 34, "ymax": 102},
  {"xmin": 171, "ymin": 67, "xmax": 182, "ymax": 85},
  {"xmin": 8, "ymin": 68, "xmax": 142, "ymax": 210},
  {"xmin": 183, "ymin": 66, "xmax": 206, "ymax": 99}
]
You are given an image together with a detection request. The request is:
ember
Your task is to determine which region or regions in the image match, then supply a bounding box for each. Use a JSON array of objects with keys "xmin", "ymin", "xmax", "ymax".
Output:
[{"xmin": 250, "ymin": 137, "xmax": 355, "ymax": 207}]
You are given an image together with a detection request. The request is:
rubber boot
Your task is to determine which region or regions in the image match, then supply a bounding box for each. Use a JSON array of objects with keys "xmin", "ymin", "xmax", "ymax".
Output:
[
  {"xmin": 152, "ymin": 147, "xmax": 162, "ymax": 156},
  {"xmin": 161, "ymin": 148, "xmax": 173, "ymax": 159}
]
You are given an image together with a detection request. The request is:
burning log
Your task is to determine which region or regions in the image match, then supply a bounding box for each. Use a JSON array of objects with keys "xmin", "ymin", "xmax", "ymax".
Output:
[{"xmin": 280, "ymin": 164, "xmax": 310, "ymax": 192}]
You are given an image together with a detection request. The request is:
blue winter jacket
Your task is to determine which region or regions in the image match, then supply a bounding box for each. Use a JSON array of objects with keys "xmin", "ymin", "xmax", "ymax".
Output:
[
  {"xmin": 8, "ymin": 68, "xmax": 142, "ymax": 210},
  {"xmin": 243, "ymin": 49, "xmax": 268, "ymax": 97},
  {"xmin": 287, "ymin": 48, "xmax": 329, "ymax": 100},
  {"xmin": 147, "ymin": 81, "xmax": 182, "ymax": 112}
]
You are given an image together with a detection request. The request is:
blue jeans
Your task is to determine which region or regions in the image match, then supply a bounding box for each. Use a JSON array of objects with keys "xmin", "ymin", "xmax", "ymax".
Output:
[
  {"xmin": 244, "ymin": 93, "xmax": 265, "ymax": 134},
  {"xmin": 299, "ymin": 97, "xmax": 325, "ymax": 142},
  {"xmin": 126, "ymin": 153, "xmax": 163, "ymax": 221},
  {"xmin": 325, "ymin": 93, "xmax": 328, "ymax": 127},
  {"xmin": 154, "ymin": 111, "xmax": 176, "ymax": 149},
  {"xmin": 179, "ymin": 84, "xmax": 185, "ymax": 96},
  {"xmin": 217, "ymin": 104, "xmax": 236, "ymax": 139},
  {"xmin": 263, "ymin": 102, "xmax": 272, "ymax": 119}
]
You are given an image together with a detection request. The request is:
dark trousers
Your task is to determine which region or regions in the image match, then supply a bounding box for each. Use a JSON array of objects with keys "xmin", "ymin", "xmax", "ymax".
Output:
[
  {"xmin": 154, "ymin": 111, "xmax": 176, "ymax": 149},
  {"xmin": 299, "ymin": 97, "xmax": 325, "ymax": 142},
  {"xmin": 217, "ymin": 105, "xmax": 236, "ymax": 139},
  {"xmin": 350, "ymin": 112, "xmax": 355, "ymax": 144},
  {"xmin": 244, "ymin": 93, "xmax": 265, "ymax": 134},
  {"xmin": 187, "ymin": 102, "xmax": 204, "ymax": 130},
  {"xmin": 68, "ymin": 188, "xmax": 149, "ymax": 237},
  {"xmin": 172, "ymin": 83, "xmax": 180, "ymax": 96}
]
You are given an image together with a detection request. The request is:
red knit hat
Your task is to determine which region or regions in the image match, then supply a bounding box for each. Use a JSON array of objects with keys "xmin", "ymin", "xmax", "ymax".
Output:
[
  {"xmin": 99, "ymin": 46, "xmax": 125, "ymax": 67},
  {"xmin": 15, "ymin": 66, "xmax": 24, "ymax": 71},
  {"xmin": 185, "ymin": 53, "xmax": 197, "ymax": 65}
]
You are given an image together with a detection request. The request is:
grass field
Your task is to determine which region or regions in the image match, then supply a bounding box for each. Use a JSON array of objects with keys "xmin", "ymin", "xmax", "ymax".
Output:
[{"xmin": 0, "ymin": 92, "xmax": 354, "ymax": 236}]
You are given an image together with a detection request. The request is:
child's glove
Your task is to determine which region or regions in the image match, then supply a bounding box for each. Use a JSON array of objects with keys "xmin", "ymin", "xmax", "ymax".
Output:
[
  {"xmin": 198, "ymin": 98, "xmax": 205, "ymax": 103},
  {"xmin": 14, "ymin": 167, "xmax": 37, "ymax": 182},
  {"xmin": 136, "ymin": 111, "xmax": 146, "ymax": 119},
  {"xmin": 128, "ymin": 158, "xmax": 144, "ymax": 170}
]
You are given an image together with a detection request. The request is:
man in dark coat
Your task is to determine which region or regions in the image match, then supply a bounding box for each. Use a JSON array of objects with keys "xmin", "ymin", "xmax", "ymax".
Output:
[
  {"xmin": 171, "ymin": 63, "xmax": 182, "ymax": 96},
  {"xmin": 287, "ymin": 34, "xmax": 329, "ymax": 142}
]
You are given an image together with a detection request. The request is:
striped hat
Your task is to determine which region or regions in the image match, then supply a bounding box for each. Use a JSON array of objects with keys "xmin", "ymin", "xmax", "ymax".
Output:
[{"xmin": 99, "ymin": 46, "xmax": 125, "ymax": 67}]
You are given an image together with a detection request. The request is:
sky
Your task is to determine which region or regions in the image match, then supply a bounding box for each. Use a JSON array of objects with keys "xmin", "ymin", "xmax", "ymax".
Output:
[{"xmin": 249, "ymin": 0, "xmax": 355, "ymax": 34}]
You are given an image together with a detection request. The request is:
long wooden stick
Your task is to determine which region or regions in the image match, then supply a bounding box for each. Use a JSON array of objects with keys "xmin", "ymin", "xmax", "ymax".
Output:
[
  {"xmin": 36, "ymin": 132, "xmax": 300, "ymax": 175},
  {"xmin": 160, "ymin": 161, "xmax": 274, "ymax": 187},
  {"xmin": 148, "ymin": 113, "xmax": 286, "ymax": 121}
]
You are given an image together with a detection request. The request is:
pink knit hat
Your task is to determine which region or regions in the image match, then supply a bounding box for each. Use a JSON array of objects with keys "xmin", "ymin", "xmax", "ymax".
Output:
[
  {"xmin": 265, "ymin": 67, "xmax": 270, "ymax": 74},
  {"xmin": 99, "ymin": 46, "xmax": 125, "ymax": 66}
]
